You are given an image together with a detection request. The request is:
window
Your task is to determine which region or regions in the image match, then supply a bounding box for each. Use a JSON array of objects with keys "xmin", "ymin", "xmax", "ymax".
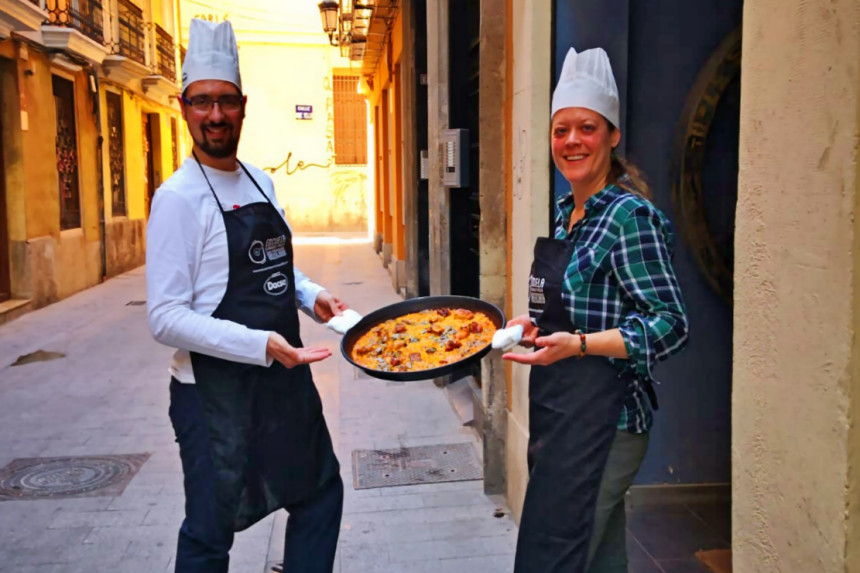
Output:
[
  {"xmin": 53, "ymin": 75, "xmax": 81, "ymax": 230},
  {"xmin": 106, "ymin": 91, "xmax": 126, "ymax": 216},
  {"xmin": 333, "ymin": 75, "xmax": 367, "ymax": 165}
]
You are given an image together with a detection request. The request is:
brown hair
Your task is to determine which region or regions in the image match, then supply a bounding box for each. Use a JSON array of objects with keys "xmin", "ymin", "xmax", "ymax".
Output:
[{"xmin": 607, "ymin": 123, "xmax": 652, "ymax": 200}]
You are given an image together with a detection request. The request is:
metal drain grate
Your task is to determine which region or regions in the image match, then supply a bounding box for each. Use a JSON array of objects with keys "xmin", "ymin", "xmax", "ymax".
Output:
[
  {"xmin": 125, "ymin": 300, "xmax": 146, "ymax": 306},
  {"xmin": 0, "ymin": 454, "xmax": 150, "ymax": 501},
  {"xmin": 352, "ymin": 443, "xmax": 482, "ymax": 490}
]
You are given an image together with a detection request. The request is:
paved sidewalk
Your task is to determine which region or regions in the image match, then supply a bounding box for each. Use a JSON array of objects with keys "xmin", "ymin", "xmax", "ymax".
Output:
[{"xmin": 0, "ymin": 240, "xmax": 517, "ymax": 573}]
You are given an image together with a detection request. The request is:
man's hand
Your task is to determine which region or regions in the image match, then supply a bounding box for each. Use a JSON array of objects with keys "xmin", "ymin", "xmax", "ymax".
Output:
[
  {"xmin": 502, "ymin": 331, "xmax": 577, "ymax": 366},
  {"xmin": 314, "ymin": 290, "xmax": 348, "ymax": 323},
  {"xmin": 267, "ymin": 332, "xmax": 331, "ymax": 368}
]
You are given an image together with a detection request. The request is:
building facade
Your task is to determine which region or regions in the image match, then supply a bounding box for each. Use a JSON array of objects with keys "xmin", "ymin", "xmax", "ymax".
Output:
[
  {"xmin": 178, "ymin": 0, "xmax": 371, "ymax": 236},
  {"xmin": 0, "ymin": 0, "xmax": 183, "ymax": 322},
  {"xmin": 355, "ymin": 0, "xmax": 860, "ymax": 570}
]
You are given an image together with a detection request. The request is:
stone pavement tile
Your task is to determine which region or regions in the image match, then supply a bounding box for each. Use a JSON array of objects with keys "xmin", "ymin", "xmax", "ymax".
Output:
[
  {"xmin": 265, "ymin": 510, "xmax": 288, "ymax": 563},
  {"xmin": 337, "ymin": 542, "xmax": 391, "ymax": 573},
  {"xmin": 48, "ymin": 508, "xmax": 148, "ymax": 529},
  {"xmin": 388, "ymin": 533, "xmax": 516, "ymax": 563},
  {"xmin": 107, "ymin": 491, "xmax": 186, "ymax": 510},
  {"xmin": 0, "ymin": 500, "xmax": 62, "ymax": 541},
  {"xmin": 2, "ymin": 523, "xmax": 92, "ymax": 552},
  {"xmin": 124, "ymin": 536, "xmax": 177, "ymax": 562},
  {"xmin": 341, "ymin": 503, "xmax": 511, "ymax": 527},
  {"xmin": 341, "ymin": 514, "xmax": 515, "ymax": 546},
  {"xmin": 343, "ymin": 492, "xmax": 425, "ymax": 514},
  {"xmin": 229, "ymin": 559, "xmax": 268, "ymax": 573},
  {"xmin": 123, "ymin": 470, "xmax": 185, "ymax": 489},
  {"xmin": 112, "ymin": 556, "xmax": 174, "ymax": 573},
  {"xmin": 394, "ymin": 554, "xmax": 516, "ymax": 573},
  {"xmin": 0, "ymin": 527, "xmax": 93, "ymax": 569},
  {"xmin": 230, "ymin": 514, "xmax": 275, "ymax": 569},
  {"xmin": 81, "ymin": 523, "xmax": 176, "ymax": 567},
  {"xmin": 419, "ymin": 489, "xmax": 503, "ymax": 509},
  {"xmin": 34, "ymin": 534, "xmax": 131, "ymax": 569},
  {"xmin": 142, "ymin": 506, "xmax": 185, "ymax": 527}
]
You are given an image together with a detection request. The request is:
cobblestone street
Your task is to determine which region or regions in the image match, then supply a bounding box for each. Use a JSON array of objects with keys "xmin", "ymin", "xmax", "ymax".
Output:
[{"xmin": 0, "ymin": 240, "xmax": 517, "ymax": 573}]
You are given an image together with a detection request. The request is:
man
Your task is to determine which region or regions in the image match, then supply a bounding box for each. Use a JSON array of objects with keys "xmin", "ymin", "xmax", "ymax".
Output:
[{"xmin": 146, "ymin": 19, "xmax": 344, "ymax": 573}]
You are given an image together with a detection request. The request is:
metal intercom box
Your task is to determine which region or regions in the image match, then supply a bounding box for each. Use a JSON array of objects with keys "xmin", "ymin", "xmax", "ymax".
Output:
[
  {"xmin": 440, "ymin": 129, "xmax": 469, "ymax": 188},
  {"xmin": 420, "ymin": 149, "xmax": 429, "ymax": 180}
]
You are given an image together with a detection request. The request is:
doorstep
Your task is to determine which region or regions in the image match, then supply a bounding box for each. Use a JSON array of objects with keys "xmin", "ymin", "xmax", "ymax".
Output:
[
  {"xmin": 0, "ymin": 299, "xmax": 31, "ymax": 326},
  {"xmin": 445, "ymin": 374, "xmax": 484, "ymax": 439}
]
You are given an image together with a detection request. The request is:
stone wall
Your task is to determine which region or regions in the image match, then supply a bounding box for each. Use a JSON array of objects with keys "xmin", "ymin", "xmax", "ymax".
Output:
[
  {"xmin": 105, "ymin": 218, "xmax": 146, "ymax": 278},
  {"xmin": 733, "ymin": 0, "xmax": 860, "ymax": 570}
]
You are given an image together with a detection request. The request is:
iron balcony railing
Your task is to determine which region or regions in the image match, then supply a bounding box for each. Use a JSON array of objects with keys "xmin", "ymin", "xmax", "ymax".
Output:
[
  {"xmin": 46, "ymin": 0, "xmax": 105, "ymax": 45},
  {"xmin": 115, "ymin": 0, "xmax": 145, "ymax": 65},
  {"xmin": 153, "ymin": 23, "xmax": 176, "ymax": 82}
]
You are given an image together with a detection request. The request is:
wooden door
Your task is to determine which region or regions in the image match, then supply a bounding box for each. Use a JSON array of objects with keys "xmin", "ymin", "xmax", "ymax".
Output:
[{"xmin": 142, "ymin": 113, "xmax": 155, "ymax": 217}]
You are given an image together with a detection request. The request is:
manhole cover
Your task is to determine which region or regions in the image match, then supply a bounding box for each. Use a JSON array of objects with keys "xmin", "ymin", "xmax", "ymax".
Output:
[
  {"xmin": 0, "ymin": 454, "xmax": 150, "ymax": 501},
  {"xmin": 351, "ymin": 443, "xmax": 482, "ymax": 490}
]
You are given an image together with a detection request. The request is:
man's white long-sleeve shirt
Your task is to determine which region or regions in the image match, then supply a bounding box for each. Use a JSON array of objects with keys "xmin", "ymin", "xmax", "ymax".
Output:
[{"xmin": 146, "ymin": 158, "xmax": 324, "ymax": 383}]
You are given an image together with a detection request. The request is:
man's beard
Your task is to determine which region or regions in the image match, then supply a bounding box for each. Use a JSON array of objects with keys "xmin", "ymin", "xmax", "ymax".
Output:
[{"xmin": 194, "ymin": 122, "xmax": 240, "ymax": 158}]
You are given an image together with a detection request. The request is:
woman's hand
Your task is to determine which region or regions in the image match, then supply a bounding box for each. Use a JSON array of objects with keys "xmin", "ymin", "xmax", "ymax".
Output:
[
  {"xmin": 507, "ymin": 314, "xmax": 540, "ymax": 348},
  {"xmin": 314, "ymin": 290, "xmax": 349, "ymax": 323},
  {"xmin": 502, "ymin": 331, "xmax": 577, "ymax": 366},
  {"xmin": 267, "ymin": 332, "xmax": 332, "ymax": 368}
]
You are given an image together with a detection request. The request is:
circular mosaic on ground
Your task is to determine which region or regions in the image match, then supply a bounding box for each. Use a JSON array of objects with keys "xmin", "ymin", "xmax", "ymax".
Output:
[{"xmin": 0, "ymin": 455, "xmax": 148, "ymax": 500}]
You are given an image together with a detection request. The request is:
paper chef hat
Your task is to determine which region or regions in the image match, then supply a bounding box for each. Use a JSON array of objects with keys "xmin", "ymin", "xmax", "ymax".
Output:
[
  {"xmin": 551, "ymin": 47, "xmax": 619, "ymax": 128},
  {"xmin": 181, "ymin": 19, "xmax": 241, "ymax": 94}
]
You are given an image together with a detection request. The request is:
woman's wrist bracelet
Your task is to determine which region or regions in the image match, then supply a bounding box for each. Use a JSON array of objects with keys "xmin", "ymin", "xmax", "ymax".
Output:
[{"xmin": 574, "ymin": 329, "xmax": 587, "ymax": 359}]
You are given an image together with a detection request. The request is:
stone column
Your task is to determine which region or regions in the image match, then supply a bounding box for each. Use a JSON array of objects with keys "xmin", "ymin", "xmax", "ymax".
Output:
[
  {"xmin": 734, "ymin": 0, "xmax": 860, "ymax": 570},
  {"xmin": 478, "ymin": 0, "xmax": 509, "ymax": 495},
  {"xmin": 426, "ymin": 0, "xmax": 450, "ymax": 295},
  {"xmin": 506, "ymin": 0, "xmax": 552, "ymax": 521},
  {"xmin": 400, "ymin": 0, "xmax": 420, "ymax": 300}
]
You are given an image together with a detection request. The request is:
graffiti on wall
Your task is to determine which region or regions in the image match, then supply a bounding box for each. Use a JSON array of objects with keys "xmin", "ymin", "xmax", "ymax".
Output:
[
  {"xmin": 264, "ymin": 74, "xmax": 339, "ymax": 177},
  {"xmin": 263, "ymin": 152, "xmax": 331, "ymax": 176}
]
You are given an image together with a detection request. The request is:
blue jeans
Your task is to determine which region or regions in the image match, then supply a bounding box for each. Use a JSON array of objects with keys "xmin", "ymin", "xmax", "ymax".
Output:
[
  {"xmin": 169, "ymin": 379, "xmax": 343, "ymax": 573},
  {"xmin": 586, "ymin": 430, "xmax": 650, "ymax": 573}
]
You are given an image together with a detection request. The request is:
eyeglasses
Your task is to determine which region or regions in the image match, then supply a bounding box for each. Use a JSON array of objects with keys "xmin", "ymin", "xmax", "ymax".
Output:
[{"xmin": 182, "ymin": 94, "xmax": 244, "ymax": 113}]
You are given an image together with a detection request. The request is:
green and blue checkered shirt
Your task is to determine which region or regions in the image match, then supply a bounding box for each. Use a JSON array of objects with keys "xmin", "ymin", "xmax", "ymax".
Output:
[{"xmin": 554, "ymin": 182, "xmax": 688, "ymax": 433}]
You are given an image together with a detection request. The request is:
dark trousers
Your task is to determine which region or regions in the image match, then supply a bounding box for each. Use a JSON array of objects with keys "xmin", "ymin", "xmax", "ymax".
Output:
[
  {"xmin": 169, "ymin": 379, "xmax": 344, "ymax": 573},
  {"xmin": 586, "ymin": 430, "xmax": 650, "ymax": 573}
]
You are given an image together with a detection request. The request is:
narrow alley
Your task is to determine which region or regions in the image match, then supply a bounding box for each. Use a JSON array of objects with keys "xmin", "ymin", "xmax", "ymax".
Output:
[{"xmin": 0, "ymin": 242, "xmax": 518, "ymax": 573}]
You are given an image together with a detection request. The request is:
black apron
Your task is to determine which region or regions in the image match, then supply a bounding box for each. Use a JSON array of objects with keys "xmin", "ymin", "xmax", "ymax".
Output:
[
  {"xmin": 188, "ymin": 157, "xmax": 339, "ymax": 532},
  {"xmin": 513, "ymin": 236, "xmax": 630, "ymax": 572}
]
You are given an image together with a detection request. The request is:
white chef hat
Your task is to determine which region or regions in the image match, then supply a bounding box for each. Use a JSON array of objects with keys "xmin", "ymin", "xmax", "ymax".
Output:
[
  {"xmin": 181, "ymin": 19, "xmax": 242, "ymax": 94},
  {"xmin": 551, "ymin": 47, "xmax": 619, "ymax": 128}
]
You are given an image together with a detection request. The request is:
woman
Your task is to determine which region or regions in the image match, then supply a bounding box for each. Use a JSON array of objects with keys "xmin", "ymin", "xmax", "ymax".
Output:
[{"xmin": 503, "ymin": 47, "xmax": 688, "ymax": 573}]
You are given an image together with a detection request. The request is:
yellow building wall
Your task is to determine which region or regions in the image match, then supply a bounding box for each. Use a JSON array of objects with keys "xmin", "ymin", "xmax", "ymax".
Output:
[
  {"xmin": 5, "ymin": 49, "xmax": 103, "ymax": 304},
  {"xmin": 235, "ymin": 41, "xmax": 366, "ymax": 232},
  {"xmin": 99, "ymin": 85, "xmax": 180, "ymax": 277},
  {"xmin": 177, "ymin": 0, "xmax": 369, "ymax": 234},
  {"xmin": 0, "ymin": 0, "xmax": 183, "ymax": 310}
]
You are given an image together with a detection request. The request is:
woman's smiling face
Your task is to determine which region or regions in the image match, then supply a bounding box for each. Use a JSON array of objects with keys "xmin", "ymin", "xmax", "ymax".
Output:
[{"xmin": 551, "ymin": 107, "xmax": 621, "ymax": 192}]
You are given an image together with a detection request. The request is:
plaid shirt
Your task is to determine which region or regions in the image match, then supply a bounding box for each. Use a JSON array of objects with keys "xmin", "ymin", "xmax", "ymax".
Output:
[{"xmin": 554, "ymin": 183, "xmax": 688, "ymax": 433}]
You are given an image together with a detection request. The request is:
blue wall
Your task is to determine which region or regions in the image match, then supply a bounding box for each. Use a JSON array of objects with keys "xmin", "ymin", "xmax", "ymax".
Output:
[{"xmin": 554, "ymin": 0, "xmax": 743, "ymax": 484}]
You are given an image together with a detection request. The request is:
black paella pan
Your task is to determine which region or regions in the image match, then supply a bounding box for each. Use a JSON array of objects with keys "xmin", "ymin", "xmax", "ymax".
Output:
[{"xmin": 340, "ymin": 295, "xmax": 507, "ymax": 381}]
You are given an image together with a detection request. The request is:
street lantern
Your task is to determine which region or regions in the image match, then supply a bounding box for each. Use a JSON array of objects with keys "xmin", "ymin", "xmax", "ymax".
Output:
[
  {"xmin": 318, "ymin": 0, "xmax": 339, "ymax": 40},
  {"xmin": 318, "ymin": 0, "xmax": 374, "ymax": 60}
]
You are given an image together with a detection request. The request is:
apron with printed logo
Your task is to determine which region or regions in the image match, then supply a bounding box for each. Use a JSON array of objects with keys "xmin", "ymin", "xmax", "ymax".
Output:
[
  {"xmin": 188, "ymin": 156, "xmax": 339, "ymax": 532},
  {"xmin": 514, "ymin": 236, "xmax": 630, "ymax": 572}
]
